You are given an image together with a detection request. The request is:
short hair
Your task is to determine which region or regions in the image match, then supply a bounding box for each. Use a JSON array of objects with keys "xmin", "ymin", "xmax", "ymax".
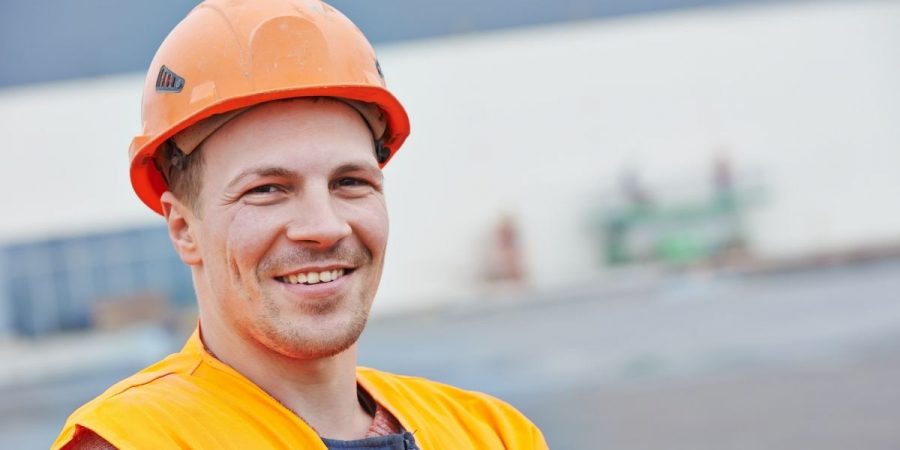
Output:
[{"xmin": 154, "ymin": 139, "xmax": 206, "ymax": 214}]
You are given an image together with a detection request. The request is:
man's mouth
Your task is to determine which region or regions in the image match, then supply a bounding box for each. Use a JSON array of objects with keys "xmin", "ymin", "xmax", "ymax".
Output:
[{"xmin": 275, "ymin": 268, "xmax": 353, "ymax": 285}]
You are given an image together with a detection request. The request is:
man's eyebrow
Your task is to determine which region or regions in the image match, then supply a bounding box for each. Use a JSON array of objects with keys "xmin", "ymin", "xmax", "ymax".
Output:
[
  {"xmin": 333, "ymin": 162, "xmax": 384, "ymax": 182},
  {"xmin": 226, "ymin": 166, "xmax": 298, "ymax": 190}
]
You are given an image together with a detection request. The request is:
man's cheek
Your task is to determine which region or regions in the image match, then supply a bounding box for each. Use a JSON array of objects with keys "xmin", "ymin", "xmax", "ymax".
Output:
[
  {"xmin": 226, "ymin": 210, "xmax": 283, "ymax": 270},
  {"xmin": 347, "ymin": 200, "xmax": 389, "ymax": 243}
]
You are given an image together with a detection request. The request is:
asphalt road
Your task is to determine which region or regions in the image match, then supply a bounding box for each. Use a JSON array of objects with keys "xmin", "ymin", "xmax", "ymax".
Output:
[{"xmin": 3, "ymin": 260, "xmax": 900, "ymax": 449}]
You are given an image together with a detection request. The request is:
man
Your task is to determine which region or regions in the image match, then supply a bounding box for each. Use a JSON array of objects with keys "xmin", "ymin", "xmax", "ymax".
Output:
[{"xmin": 52, "ymin": 0, "xmax": 548, "ymax": 449}]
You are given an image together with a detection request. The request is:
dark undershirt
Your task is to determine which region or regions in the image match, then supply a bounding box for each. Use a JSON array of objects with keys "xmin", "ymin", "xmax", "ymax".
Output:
[
  {"xmin": 321, "ymin": 431, "xmax": 418, "ymax": 450},
  {"xmin": 319, "ymin": 387, "xmax": 419, "ymax": 450}
]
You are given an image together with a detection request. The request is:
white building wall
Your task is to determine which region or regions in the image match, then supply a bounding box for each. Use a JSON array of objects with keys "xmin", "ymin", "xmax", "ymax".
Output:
[{"xmin": 1, "ymin": 1, "xmax": 899, "ymax": 312}]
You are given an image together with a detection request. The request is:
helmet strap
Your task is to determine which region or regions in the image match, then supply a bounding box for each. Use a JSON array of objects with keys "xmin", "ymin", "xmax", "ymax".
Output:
[
  {"xmin": 152, "ymin": 139, "xmax": 188, "ymax": 186},
  {"xmin": 375, "ymin": 140, "xmax": 390, "ymax": 164}
]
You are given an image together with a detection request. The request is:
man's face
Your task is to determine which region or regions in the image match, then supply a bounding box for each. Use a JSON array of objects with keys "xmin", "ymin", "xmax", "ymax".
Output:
[{"xmin": 187, "ymin": 99, "xmax": 387, "ymax": 360}]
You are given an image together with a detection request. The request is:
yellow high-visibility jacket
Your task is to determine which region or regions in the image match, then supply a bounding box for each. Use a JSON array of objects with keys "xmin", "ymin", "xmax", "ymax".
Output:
[{"xmin": 52, "ymin": 328, "xmax": 548, "ymax": 449}]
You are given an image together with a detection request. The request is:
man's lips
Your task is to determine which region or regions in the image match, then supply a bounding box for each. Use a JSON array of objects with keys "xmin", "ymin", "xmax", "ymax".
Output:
[{"xmin": 275, "ymin": 267, "xmax": 356, "ymax": 285}]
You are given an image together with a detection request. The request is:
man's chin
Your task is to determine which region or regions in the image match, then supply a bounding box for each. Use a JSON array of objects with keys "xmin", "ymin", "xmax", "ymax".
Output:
[
  {"xmin": 259, "ymin": 316, "xmax": 367, "ymax": 360},
  {"xmin": 273, "ymin": 336, "xmax": 359, "ymax": 360}
]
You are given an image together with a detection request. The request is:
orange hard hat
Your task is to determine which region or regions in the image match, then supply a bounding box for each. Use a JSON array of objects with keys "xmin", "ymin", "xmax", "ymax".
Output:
[{"xmin": 129, "ymin": 0, "xmax": 410, "ymax": 215}]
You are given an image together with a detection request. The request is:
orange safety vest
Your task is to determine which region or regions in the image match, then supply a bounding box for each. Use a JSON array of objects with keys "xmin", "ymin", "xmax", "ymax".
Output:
[{"xmin": 52, "ymin": 328, "xmax": 548, "ymax": 449}]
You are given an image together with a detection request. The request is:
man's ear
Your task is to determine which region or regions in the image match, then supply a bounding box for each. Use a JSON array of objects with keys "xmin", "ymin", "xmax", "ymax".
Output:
[{"xmin": 160, "ymin": 191, "xmax": 202, "ymax": 266}]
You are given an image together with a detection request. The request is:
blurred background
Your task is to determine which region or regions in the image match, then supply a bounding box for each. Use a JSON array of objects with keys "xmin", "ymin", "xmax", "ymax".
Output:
[{"xmin": 2, "ymin": 0, "xmax": 900, "ymax": 448}]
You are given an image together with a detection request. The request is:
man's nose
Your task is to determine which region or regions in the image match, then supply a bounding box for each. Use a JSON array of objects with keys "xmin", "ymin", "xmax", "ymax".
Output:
[{"xmin": 284, "ymin": 187, "xmax": 352, "ymax": 248}]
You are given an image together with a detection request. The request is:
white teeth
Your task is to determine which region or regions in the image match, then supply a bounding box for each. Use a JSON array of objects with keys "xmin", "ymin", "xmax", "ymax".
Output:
[{"xmin": 282, "ymin": 269, "xmax": 349, "ymax": 284}]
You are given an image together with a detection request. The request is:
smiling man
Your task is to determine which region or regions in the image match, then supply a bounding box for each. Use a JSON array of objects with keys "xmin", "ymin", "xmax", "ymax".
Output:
[{"xmin": 51, "ymin": 1, "xmax": 547, "ymax": 449}]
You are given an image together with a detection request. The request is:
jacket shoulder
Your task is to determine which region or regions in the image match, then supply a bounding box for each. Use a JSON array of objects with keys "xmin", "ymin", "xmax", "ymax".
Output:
[
  {"xmin": 358, "ymin": 367, "xmax": 514, "ymax": 412},
  {"xmin": 357, "ymin": 367, "xmax": 549, "ymax": 449},
  {"xmin": 52, "ymin": 352, "xmax": 201, "ymax": 450}
]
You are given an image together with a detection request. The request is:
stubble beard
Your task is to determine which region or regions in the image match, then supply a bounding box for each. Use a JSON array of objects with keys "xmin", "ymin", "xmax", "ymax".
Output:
[{"xmin": 258, "ymin": 293, "xmax": 371, "ymax": 360}]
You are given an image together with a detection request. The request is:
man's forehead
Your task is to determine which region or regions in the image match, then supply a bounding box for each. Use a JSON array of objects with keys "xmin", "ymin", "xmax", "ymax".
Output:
[
  {"xmin": 214, "ymin": 99, "xmax": 372, "ymax": 144},
  {"xmin": 199, "ymin": 102, "xmax": 380, "ymax": 184}
]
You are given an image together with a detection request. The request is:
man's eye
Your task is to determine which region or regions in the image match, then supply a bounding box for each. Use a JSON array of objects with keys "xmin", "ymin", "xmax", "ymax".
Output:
[
  {"xmin": 333, "ymin": 178, "xmax": 370, "ymax": 189},
  {"xmin": 246, "ymin": 184, "xmax": 282, "ymax": 195}
]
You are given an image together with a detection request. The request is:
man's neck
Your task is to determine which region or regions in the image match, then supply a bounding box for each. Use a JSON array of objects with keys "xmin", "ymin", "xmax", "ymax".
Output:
[{"xmin": 199, "ymin": 322, "xmax": 373, "ymax": 440}]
